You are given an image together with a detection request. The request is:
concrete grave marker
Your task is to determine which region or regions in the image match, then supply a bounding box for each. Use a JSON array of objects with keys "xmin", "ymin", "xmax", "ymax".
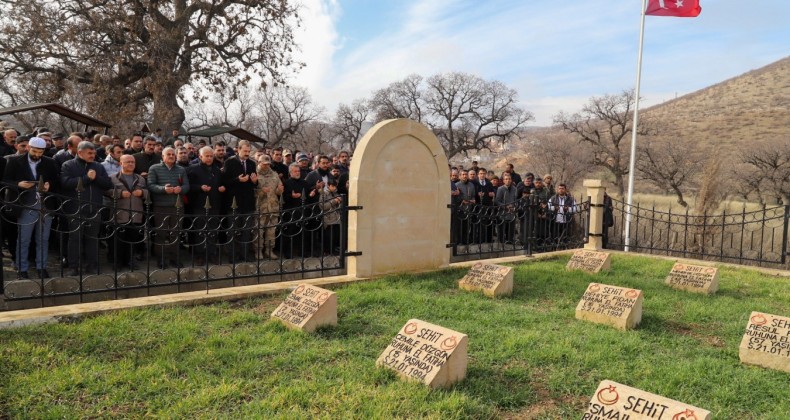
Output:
[
  {"xmin": 665, "ymin": 263, "xmax": 719, "ymax": 295},
  {"xmin": 458, "ymin": 262, "xmax": 513, "ymax": 297},
  {"xmin": 271, "ymin": 284, "xmax": 337, "ymax": 333},
  {"xmin": 583, "ymin": 380, "xmax": 711, "ymax": 420},
  {"xmin": 576, "ymin": 283, "xmax": 643, "ymax": 330},
  {"xmin": 567, "ymin": 250, "xmax": 611, "ymax": 273},
  {"xmin": 739, "ymin": 311, "xmax": 790, "ymax": 373},
  {"xmin": 376, "ymin": 319, "xmax": 467, "ymax": 389}
]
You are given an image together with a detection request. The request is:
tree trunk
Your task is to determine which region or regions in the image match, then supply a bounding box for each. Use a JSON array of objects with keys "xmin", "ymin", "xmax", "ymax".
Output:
[
  {"xmin": 671, "ymin": 184, "xmax": 688, "ymax": 207},
  {"xmin": 613, "ymin": 174, "xmax": 625, "ymax": 196},
  {"xmin": 152, "ymin": 83, "xmax": 186, "ymax": 134}
]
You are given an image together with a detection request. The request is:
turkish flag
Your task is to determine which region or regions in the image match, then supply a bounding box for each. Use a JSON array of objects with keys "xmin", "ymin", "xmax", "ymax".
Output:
[{"xmin": 646, "ymin": 0, "xmax": 701, "ymax": 17}]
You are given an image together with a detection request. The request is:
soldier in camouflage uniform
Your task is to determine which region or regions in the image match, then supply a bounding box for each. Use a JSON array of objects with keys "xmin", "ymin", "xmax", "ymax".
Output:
[{"xmin": 256, "ymin": 155, "xmax": 283, "ymax": 259}]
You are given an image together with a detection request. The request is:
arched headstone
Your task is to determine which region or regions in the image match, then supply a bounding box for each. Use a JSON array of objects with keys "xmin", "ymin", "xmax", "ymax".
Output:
[{"xmin": 348, "ymin": 119, "xmax": 450, "ymax": 277}]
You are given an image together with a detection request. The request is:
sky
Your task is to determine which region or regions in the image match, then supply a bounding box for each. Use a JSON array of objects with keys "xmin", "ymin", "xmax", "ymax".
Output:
[{"xmin": 288, "ymin": 0, "xmax": 790, "ymax": 126}]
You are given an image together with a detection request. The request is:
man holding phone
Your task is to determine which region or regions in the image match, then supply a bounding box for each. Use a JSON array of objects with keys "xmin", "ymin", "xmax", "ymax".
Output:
[{"xmin": 4, "ymin": 137, "xmax": 59, "ymax": 278}]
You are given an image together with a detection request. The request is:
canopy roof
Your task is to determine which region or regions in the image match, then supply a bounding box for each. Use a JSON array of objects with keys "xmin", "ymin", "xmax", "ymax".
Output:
[
  {"xmin": 187, "ymin": 126, "xmax": 266, "ymax": 146},
  {"xmin": 0, "ymin": 102, "xmax": 111, "ymax": 129}
]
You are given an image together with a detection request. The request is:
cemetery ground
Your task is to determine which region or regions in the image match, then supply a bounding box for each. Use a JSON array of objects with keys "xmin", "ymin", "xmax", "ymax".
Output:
[{"xmin": 2, "ymin": 255, "xmax": 789, "ymax": 418}]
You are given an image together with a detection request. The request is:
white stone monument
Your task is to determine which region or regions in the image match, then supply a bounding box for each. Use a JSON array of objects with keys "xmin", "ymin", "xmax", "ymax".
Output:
[{"xmin": 348, "ymin": 119, "xmax": 450, "ymax": 278}]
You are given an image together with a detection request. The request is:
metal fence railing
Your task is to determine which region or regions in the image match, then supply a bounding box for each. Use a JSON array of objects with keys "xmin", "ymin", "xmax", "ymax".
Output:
[
  {"xmin": 607, "ymin": 198, "xmax": 789, "ymax": 269},
  {"xmin": 449, "ymin": 196, "xmax": 590, "ymax": 262},
  {"xmin": 1, "ymin": 185, "xmax": 352, "ymax": 310}
]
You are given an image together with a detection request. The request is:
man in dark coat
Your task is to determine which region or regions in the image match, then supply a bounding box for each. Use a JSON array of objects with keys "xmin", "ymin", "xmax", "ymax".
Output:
[
  {"xmin": 53, "ymin": 135, "xmax": 81, "ymax": 168},
  {"xmin": 501, "ymin": 163, "xmax": 521, "ymax": 186},
  {"xmin": 336, "ymin": 150, "xmax": 350, "ymax": 175},
  {"xmin": 296, "ymin": 153, "xmax": 311, "ymax": 179},
  {"xmin": 221, "ymin": 140, "xmax": 258, "ymax": 262},
  {"xmin": 133, "ymin": 136, "xmax": 162, "ymax": 177},
  {"xmin": 495, "ymin": 173, "xmax": 518, "ymax": 244},
  {"xmin": 476, "ymin": 167, "xmax": 496, "ymax": 243},
  {"xmin": 281, "ymin": 163, "xmax": 314, "ymax": 258},
  {"xmin": 0, "ymin": 129, "xmax": 18, "ymax": 157},
  {"xmin": 455, "ymin": 169, "xmax": 477, "ymax": 245},
  {"xmin": 305, "ymin": 155, "xmax": 330, "ymax": 194},
  {"xmin": 60, "ymin": 141, "xmax": 113, "ymax": 275},
  {"xmin": 270, "ymin": 147, "xmax": 288, "ymax": 181},
  {"xmin": 4, "ymin": 137, "xmax": 59, "ymax": 279},
  {"xmin": 186, "ymin": 146, "xmax": 226, "ymax": 264},
  {"xmin": 123, "ymin": 133, "xmax": 144, "ymax": 155},
  {"xmin": 303, "ymin": 155, "xmax": 330, "ymax": 256}
]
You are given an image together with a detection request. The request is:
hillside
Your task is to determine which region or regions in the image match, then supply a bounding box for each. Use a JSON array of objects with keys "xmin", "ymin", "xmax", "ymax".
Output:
[
  {"xmin": 642, "ymin": 56, "xmax": 790, "ymax": 153},
  {"xmin": 470, "ymin": 56, "xmax": 790, "ymax": 191}
]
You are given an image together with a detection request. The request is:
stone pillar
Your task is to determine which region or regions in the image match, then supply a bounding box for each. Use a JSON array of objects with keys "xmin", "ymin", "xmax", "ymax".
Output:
[
  {"xmin": 584, "ymin": 179, "xmax": 606, "ymax": 251},
  {"xmin": 347, "ymin": 119, "xmax": 450, "ymax": 278}
]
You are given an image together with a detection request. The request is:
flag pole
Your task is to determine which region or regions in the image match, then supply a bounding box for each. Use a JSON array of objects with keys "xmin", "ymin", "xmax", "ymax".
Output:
[{"xmin": 624, "ymin": 0, "xmax": 648, "ymax": 252}]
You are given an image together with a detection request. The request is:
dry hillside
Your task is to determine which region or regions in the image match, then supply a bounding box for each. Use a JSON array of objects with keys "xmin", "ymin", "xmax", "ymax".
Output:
[
  {"xmin": 471, "ymin": 56, "xmax": 790, "ymax": 189},
  {"xmin": 642, "ymin": 56, "xmax": 790, "ymax": 153}
]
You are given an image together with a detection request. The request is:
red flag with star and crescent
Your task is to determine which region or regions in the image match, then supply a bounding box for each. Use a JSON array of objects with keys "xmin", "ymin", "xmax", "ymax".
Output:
[{"xmin": 646, "ymin": 0, "xmax": 701, "ymax": 17}]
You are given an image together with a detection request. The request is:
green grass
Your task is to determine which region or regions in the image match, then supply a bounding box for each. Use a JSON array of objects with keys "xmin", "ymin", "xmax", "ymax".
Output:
[{"xmin": 1, "ymin": 255, "xmax": 789, "ymax": 418}]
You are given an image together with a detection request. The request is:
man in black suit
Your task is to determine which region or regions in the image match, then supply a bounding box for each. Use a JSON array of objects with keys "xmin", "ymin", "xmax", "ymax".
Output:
[
  {"xmin": 221, "ymin": 140, "xmax": 258, "ymax": 262},
  {"xmin": 4, "ymin": 137, "xmax": 59, "ymax": 279},
  {"xmin": 476, "ymin": 167, "xmax": 497, "ymax": 243}
]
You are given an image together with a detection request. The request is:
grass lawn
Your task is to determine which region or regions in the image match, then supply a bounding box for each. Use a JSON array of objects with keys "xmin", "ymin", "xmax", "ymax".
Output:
[{"xmin": 1, "ymin": 255, "xmax": 789, "ymax": 418}]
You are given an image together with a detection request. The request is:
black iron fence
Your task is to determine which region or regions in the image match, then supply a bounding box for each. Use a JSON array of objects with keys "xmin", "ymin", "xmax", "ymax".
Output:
[
  {"xmin": 607, "ymin": 198, "xmax": 790, "ymax": 268},
  {"xmin": 0, "ymin": 185, "xmax": 351, "ymax": 310},
  {"xmin": 449, "ymin": 196, "xmax": 590, "ymax": 262}
]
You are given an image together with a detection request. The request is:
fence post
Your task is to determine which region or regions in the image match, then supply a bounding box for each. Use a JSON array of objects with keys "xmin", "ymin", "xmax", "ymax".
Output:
[
  {"xmin": 584, "ymin": 179, "xmax": 605, "ymax": 251},
  {"xmin": 782, "ymin": 195, "xmax": 789, "ymax": 265}
]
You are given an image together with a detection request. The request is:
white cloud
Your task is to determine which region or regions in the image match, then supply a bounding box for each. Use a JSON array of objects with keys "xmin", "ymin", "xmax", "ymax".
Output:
[
  {"xmin": 290, "ymin": 0, "xmax": 341, "ymax": 90},
  {"xmin": 289, "ymin": 0, "xmax": 790, "ymax": 126}
]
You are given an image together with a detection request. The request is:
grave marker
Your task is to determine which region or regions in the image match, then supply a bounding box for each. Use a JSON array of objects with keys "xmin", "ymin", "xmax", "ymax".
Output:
[
  {"xmin": 665, "ymin": 263, "xmax": 719, "ymax": 295},
  {"xmin": 576, "ymin": 283, "xmax": 643, "ymax": 330},
  {"xmin": 583, "ymin": 380, "xmax": 711, "ymax": 420},
  {"xmin": 739, "ymin": 311, "xmax": 790, "ymax": 373},
  {"xmin": 458, "ymin": 262, "xmax": 513, "ymax": 297},
  {"xmin": 567, "ymin": 250, "xmax": 611, "ymax": 273},
  {"xmin": 270, "ymin": 284, "xmax": 337, "ymax": 333},
  {"xmin": 376, "ymin": 319, "xmax": 468, "ymax": 389}
]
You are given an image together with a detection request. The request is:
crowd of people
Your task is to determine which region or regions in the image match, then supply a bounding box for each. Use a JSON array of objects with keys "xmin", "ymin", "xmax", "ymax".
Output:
[
  {"xmin": 0, "ymin": 127, "xmax": 351, "ymax": 280},
  {"xmin": 0, "ymin": 125, "xmax": 586, "ymax": 282},
  {"xmin": 449, "ymin": 162, "xmax": 582, "ymax": 250}
]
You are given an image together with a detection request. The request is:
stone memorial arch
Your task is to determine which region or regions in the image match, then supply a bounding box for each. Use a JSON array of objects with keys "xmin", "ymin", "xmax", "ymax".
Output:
[{"xmin": 348, "ymin": 119, "xmax": 450, "ymax": 278}]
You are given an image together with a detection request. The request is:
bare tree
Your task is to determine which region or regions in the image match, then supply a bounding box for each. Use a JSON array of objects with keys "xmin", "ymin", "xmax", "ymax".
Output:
[
  {"xmin": 0, "ymin": 0, "xmax": 301, "ymax": 132},
  {"xmin": 291, "ymin": 121, "xmax": 335, "ymax": 155},
  {"xmin": 333, "ymin": 99, "xmax": 370, "ymax": 151},
  {"xmin": 739, "ymin": 141, "xmax": 790, "ymax": 205},
  {"xmin": 369, "ymin": 74, "xmax": 424, "ymax": 122},
  {"xmin": 525, "ymin": 129, "xmax": 591, "ymax": 189},
  {"xmin": 251, "ymin": 86, "xmax": 325, "ymax": 148},
  {"xmin": 184, "ymin": 85, "xmax": 256, "ymax": 132},
  {"xmin": 554, "ymin": 90, "xmax": 650, "ymax": 196},
  {"xmin": 369, "ymin": 72, "xmax": 532, "ymax": 160},
  {"xmin": 425, "ymin": 73, "xmax": 532, "ymax": 159},
  {"xmin": 636, "ymin": 136, "xmax": 703, "ymax": 207}
]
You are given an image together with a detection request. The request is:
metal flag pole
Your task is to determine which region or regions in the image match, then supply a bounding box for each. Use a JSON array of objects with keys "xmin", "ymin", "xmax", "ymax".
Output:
[{"xmin": 624, "ymin": 0, "xmax": 648, "ymax": 252}]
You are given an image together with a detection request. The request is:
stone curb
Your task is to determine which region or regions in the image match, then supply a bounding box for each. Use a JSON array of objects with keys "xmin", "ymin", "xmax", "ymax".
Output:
[
  {"xmin": 0, "ymin": 274, "xmax": 369, "ymax": 330},
  {"xmin": 3, "ymin": 249, "xmax": 788, "ymax": 329}
]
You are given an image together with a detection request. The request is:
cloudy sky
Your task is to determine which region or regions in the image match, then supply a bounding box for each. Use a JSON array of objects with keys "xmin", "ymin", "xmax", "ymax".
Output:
[{"xmin": 289, "ymin": 0, "xmax": 789, "ymax": 126}]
